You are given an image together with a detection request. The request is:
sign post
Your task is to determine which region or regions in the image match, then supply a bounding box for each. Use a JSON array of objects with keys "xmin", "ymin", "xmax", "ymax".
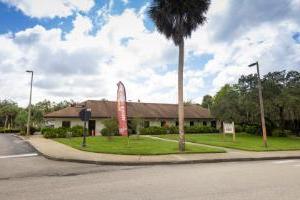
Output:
[
  {"xmin": 223, "ymin": 121, "xmax": 236, "ymax": 142},
  {"xmin": 79, "ymin": 107, "xmax": 91, "ymax": 147}
]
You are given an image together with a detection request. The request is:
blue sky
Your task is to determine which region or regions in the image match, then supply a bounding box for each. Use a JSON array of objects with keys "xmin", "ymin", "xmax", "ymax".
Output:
[{"xmin": 0, "ymin": 0, "xmax": 299, "ymax": 106}]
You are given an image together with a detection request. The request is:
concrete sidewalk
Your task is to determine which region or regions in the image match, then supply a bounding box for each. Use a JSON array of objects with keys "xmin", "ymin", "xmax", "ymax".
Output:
[{"xmin": 25, "ymin": 135, "xmax": 300, "ymax": 165}]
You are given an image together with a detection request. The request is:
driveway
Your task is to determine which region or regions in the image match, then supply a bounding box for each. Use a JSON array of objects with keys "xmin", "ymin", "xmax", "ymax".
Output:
[{"xmin": 0, "ymin": 134, "xmax": 36, "ymax": 157}]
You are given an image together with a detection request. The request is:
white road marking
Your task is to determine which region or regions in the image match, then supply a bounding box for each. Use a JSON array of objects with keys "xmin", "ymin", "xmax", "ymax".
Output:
[
  {"xmin": 0, "ymin": 153, "xmax": 38, "ymax": 159},
  {"xmin": 273, "ymin": 160, "xmax": 297, "ymax": 164}
]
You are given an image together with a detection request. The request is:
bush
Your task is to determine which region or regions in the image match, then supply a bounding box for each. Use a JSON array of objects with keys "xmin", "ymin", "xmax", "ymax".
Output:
[
  {"xmin": 185, "ymin": 125, "xmax": 218, "ymax": 134},
  {"xmin": 42, "ymin": 126, "xmax": 84, "ymax": 138},
  {"xmin": 101, "ymin": 127, "xmax": 120, "ymax": 136},
  {"xmin": 101, "ymin": 128, "xmax": 109, "ymax": 136},
  {"xmin": 245, "ymin": 125, "xmax": 258, "ymax": 135},
  {"xmin": 235, "ymin": 124, "xmax": 244, "ymax": 133},
  {"xmin": 168, "ymin": 126, "xmax": 178, "ymax": 134},
  {"xmin": 0, "ymin": 128, "xmax": 21, "ymax": 133},
  {"xmin": 43, "ymin": 128, "xmax": 57, "ymax": 138},
  {"xmin": 56, "ymin": 127, "xmax": 68, "ymax": 138},
  {"xmin": 71, "ymin": 126, "xmax": 83, "ymax": 137},
  {"xmin": 139, "ymin": 125, "xmax": 219, "ymax": 135},
  {"xmin": 102, "ymin": 118, "xmax": 119, "ymax": 136},
  {"xmin": 19, "ymin": 130, "xmax": 26, "ymax": 136},
  {"xmin": 140, "ymin": 126, "xmax": 168, "ymax": 135},
  {"xmin": 19, "ymin": 126, "xmax": 37, "ymax": 135},
  {"xmin": 272, "ymin": 129, "xmax": 291, "ymax": 137}
]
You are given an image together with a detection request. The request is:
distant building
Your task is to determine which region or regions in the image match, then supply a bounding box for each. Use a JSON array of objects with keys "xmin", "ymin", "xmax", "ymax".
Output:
[{"xmin": 44, "ymin": 100, "xmax": 218, "ymax": 135}]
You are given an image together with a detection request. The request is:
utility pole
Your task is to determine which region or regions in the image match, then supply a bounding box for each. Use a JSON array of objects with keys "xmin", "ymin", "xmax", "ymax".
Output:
[
  {"xmin": 248, "ymin": 62, "xmax": 267, "ymax": 147},
  {"xmin": 26, "ymin": 70, "xmax": 34, "ymax": 137}
]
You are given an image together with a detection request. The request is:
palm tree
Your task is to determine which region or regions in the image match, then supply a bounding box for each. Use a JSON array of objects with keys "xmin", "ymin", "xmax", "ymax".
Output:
[{"xmin": 148, "ymin": 0, "xmax": 211, "ymax": 151}]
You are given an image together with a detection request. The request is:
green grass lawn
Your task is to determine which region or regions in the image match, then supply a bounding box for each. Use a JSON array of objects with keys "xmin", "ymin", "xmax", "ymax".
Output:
[
  {"xmin": 157, "ymin": 133, "xmax": 300, "ymax": 151},
  {"xmin": 54, "ymin": 136, "xmax": 225, "ymax": 155}
]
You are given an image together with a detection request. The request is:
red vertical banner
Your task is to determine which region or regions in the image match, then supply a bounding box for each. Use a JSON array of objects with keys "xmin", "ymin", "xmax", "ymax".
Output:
[{"xmin": 117, "ymin": 81, "xmax": 128, "ymax": 136}]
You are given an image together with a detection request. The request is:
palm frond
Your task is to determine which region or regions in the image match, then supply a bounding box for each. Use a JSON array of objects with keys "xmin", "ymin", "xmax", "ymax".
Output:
[{"xmin": 148, "ymin": 0, "xmax": 210, "ymax": 45}]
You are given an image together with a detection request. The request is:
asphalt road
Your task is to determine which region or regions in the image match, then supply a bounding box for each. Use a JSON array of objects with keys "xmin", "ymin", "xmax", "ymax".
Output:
[
  {"xmin": 0, "ymin": 134, "xmax": 36, "ymax": 156},
  {"xmin": 1, "ymin": 134, "xmax": 300, "ymax": 200}
]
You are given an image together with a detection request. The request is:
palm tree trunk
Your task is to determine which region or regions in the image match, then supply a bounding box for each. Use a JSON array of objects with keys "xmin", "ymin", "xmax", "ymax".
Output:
[{"xmin": 178, "ymin": 39, "xmax": 185, "ymax": 152}]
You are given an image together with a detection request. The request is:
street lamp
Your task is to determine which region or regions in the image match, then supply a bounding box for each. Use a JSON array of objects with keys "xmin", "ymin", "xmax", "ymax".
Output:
[
  {"xmin": 248, "ymin": 61, "xmax": 267, "ymax": 147},
  {"xmin": 26, "ymin": 70, "xmax": 33, "ymax": 136}
]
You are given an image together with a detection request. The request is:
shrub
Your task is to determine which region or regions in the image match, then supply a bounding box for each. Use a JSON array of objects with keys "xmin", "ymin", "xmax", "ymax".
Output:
[
  {"xmin": 245, "ymin": 125, "xmax": 258, "ymax": 135},
  {"xmin": 19, "ymin": 130, "xmax": 26, "ymax": 136},
  {"xmin": 56, "ymin": 127, "xmax": 67, "ymax": 138},
  {"xmin": 168, "ymin": 126, "xmax": 178, "ymax": 134},
  {"xmin": 139, "ymin": 125, "xmax": 218, "ymax": 135},
  {"xmin": 102, "ymin": 118, "xmax": 119, "ymax": 136},
  {"xmin": 101, "ymin": 127, "xmax": 120, "ymax": 136},
  {"xmin": 101, "ymin": 128, "xmax": 110, "ymax": 136},
  {"xmin": 42, "ymin": 126, "xmax": 85, "ymax": 138},
  {"xmin": 71, "ymin": 126, "xmax": 83, "ymax": 137},
  {"xmin": 0, "ymin": 128, "xmax": 21, "ymax": 133},
  {"xmin": 272, "ymin": 129, "xmax": 291, "ymax": 137},
  {"xmin": 235, "ymin": 124, "xmax": 244, "ymax": 133},
  {"xmin": 185, "ymin": 125, "xmax": 218, "ymax": 134},
  {"xmin": 140, "ymin": 126, "xmax": 168, "ymax": 135},
  {"xmin": 43, "ymin": 129, "xmax": 57, "ymax": 138}
]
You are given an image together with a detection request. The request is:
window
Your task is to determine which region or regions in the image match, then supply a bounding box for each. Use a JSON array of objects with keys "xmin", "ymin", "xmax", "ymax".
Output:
[
  {"xmin": 203, "ymin": 121, "xmax": 207, "ymax": 126},
  {"xmin": 144, "ymin": 121, "xmax": 150, "ymax": 128},
  {"xmin": 190, "ymin": 121, "xmax": 194, "ymax": 126},
  {"xmin": 176, "ymin": 121, "xmax": 179, "ymax": 126},
  {"xmin": 161, "ymin": 120, "xmax": 166, "ymax": 127},
  {"xmin": 62, "ymin": 121, "xmax": 71, "ymax": 128}
]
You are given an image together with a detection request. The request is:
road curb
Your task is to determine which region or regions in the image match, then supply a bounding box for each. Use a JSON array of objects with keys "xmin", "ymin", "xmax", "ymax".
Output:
[
  {"xmin": 13, "ymin": 134, "xmax": 300, "ymax": 166},
  {"xmin": 35, "ymin": 154, "xmax": 300, "ymax": 166}
]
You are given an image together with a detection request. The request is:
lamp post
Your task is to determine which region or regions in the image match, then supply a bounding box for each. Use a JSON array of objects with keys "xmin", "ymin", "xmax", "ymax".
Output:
[
  {"xmin": 248, "ymin": 61, "xmax": 267, "ymax": 147},
  {"xmin": 78, "ymin": 103, "xmax": 91, "ymax": 147},
  {"xmin": 26, "ymin": 70, "xmax": 34, "ymax": 136}
]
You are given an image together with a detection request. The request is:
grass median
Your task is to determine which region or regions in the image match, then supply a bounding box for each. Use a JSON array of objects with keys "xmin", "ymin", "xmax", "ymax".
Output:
[
  {"xmin": 54, "ymin": 135, "xmax": 225, "ymax": 155},
  {"xmin": 157, "ymin": 133, "xmax": 300, "ymax": 151}
]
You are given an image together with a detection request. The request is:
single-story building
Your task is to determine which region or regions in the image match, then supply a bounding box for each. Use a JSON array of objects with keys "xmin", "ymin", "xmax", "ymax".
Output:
[{"xmin": 44, "ymin": 100, "xmax": 219, "ymax": 135}]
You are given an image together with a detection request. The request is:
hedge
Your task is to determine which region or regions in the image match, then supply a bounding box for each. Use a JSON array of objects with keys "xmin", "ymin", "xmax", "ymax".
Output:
[
  {"xmin": 140, "ymin": 126, "xmax": 169, "ymax": 135},
  {"xmin": 185, "ymin": 125, "xmax": 218, "ymax": 133},
  {"xmin": 139, "ymin": 125, "xmax": 218, "ymax": 135},
  {"xmin": 42, "ymin": 126, "xmax": 84, "ymax": 138},
  {"xmin": 0, "ymin": 128, "xmax": 21, "ymax": 133}
]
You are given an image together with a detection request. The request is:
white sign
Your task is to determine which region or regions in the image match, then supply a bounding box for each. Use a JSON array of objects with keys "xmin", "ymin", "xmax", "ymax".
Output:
[
  {"xmin": 223, "ymin": 122, "xmax": 235, "ymax": 134},
  {"xmin": 223, "ymin": 122, "xmax": 236, "ymax": 141}
]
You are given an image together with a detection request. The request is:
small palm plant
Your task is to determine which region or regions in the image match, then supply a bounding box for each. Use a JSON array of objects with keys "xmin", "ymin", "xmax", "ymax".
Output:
[{"xmin": 148, "ymin": 0, "xmax": 211, "ymax": 151}]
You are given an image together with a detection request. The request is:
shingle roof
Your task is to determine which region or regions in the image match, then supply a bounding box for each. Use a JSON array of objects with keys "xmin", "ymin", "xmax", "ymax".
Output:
[{"xmin": 44, "ymin": 100, "xmax": 214, "ymax": 119}]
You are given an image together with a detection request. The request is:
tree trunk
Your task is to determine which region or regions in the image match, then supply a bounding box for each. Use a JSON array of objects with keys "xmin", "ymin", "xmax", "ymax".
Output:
[
  {"xmin": 178, "ymin": 39, "xmax": 185, "ymax": 152},
  {"xmin": 4, "ymin": 115, "xmax": 8, "ymax": 129},
  {"xmin": 279, "ymin": 106, "xmax": 284, "ymax": 130}
]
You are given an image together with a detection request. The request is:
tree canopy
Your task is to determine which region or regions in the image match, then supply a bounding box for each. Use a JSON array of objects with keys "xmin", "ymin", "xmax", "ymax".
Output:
[
  {"xmin": 0, "ymin": 99, "xmax": 74, "ymax": 129},
  {"xmin": 207, "ymin": 70, "xmax": 300, "ymax": 134}
]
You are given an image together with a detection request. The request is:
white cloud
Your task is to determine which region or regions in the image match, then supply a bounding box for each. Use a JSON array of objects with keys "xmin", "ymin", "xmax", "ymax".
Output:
[
  {"xmin": 0, "ymin": 0, "xmax": 95, "ymax": 18},
  {"xmin": 0, "ymin": 0, "xmax": 300, "ymax": 107},
  {"xmin": 66, "ymin": 14, "xmax": 93, "ymax": 41}
]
